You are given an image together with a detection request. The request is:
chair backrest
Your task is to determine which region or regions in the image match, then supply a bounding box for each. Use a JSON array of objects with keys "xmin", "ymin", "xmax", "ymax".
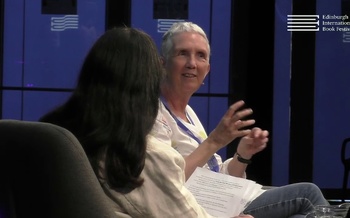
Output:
[
  {"xmin": 342, "ymin": 137, "xmax": 350, "ymax": 164},
  {"xmin": 0, "ymin": 119, "xmax": 123, "ymax": 218}
]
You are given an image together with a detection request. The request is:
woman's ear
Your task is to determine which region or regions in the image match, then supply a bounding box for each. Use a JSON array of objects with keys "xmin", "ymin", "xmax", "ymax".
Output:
[
  {"xmin": 206, "ymin": 64, "xmax": 211, "ymax": 76},
  {"xmin": 160, "ymin": 56, "xmax": 166, "ymax": 67}
]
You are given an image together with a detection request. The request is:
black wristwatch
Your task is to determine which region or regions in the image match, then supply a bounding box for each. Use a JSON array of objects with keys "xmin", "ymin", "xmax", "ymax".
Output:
[{"xmin": 235, "ymin": 152, "xmax": 252, "ymax": 164}]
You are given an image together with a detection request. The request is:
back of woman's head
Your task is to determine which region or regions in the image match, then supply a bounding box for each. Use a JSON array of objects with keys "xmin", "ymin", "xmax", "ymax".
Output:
[
  {"xmin": 161, "ymin": 22, "xmax": 211, "ymax": 61},
  {"xmin": 41, "ymin": 27, "xmax": 163, "ymax": 190}
]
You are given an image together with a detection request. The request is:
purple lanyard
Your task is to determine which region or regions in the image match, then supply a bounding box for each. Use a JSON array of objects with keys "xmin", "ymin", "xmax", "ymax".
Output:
[{"xmin": 160, "ymin": 97, "xmax": 219, "ymax": 172}]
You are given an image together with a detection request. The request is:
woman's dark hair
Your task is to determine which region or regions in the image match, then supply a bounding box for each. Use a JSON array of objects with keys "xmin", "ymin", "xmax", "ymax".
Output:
[{"xmin": 40, "ymin": 27, "xmax": 163, "ymax": 190}]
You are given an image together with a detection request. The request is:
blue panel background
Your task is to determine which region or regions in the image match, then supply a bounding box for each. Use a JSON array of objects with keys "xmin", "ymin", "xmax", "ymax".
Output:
[
  {"xmin": 189, "ymin": 96, "xmax": 209, "ymax": 132},
  {"xmin": 273, "ymin": 0, "xmax": 350, "ymax": 189},
  {"xmin": 3, "ymin": 0, "xmax": 24, "ymax": 87},
  {"xmin": 313, "ymin": 1, "xmax": 350, "ymax": 188},
  {"xmin": 2, "ymin": 0, "xmax": 347, "ymax": 191},
  {"xmin": 2, "ymin": 91, "xmax": 22, "ymax": 119},
  {"xmin": 188, "ymin": 96, "xmax": 228, "ymax": 160},
  {"xmin": 209, "ymin": 97, "xmax": 230, "ymax": 160},
  {"xmin": 209, "ymin": 0, "xmax": 230, "ymax": 94},
  {"xmin": 272, "ymin": 0, "xmax": 292, "ymax": 186},
  {"xmin": 23, "ymin": 1, "xmax": 105, "ymax": 89},
  {"xmin": 2, "ymin": 0, "xmax": 106, "ymax": 121}
]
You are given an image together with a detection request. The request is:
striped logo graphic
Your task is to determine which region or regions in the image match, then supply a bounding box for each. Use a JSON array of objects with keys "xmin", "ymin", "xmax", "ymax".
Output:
[
  {"xmin": 51, "ymin": 15, "xmax": 79, "ymax": 31},
  {"xmin": 157, "ymin": 19, "xmax": 185, "ymax": 33},
  {"xmin": 287, "ymin": 15, "xmax": 319, "ymax": 31},
  {"xmin": 343, "ymin": 31, "xmax": 350, "ymax": 43}
]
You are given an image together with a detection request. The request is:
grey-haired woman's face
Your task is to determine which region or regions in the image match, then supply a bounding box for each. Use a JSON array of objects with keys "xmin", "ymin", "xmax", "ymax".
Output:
[{"xmin": 163, "ymin": 32, "xmax": 210, "ymax": 95}]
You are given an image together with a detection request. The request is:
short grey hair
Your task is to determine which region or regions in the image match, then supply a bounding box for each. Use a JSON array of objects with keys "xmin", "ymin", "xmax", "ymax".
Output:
[{"xmin": 161, "ymin": 22, "xmax": 211, "ymax": 61}]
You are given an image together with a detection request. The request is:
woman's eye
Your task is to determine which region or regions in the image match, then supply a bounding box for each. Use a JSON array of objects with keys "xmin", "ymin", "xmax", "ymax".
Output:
[{"xmin": 199, "ymin": 53, "xmax": 207, "ymax": 59}]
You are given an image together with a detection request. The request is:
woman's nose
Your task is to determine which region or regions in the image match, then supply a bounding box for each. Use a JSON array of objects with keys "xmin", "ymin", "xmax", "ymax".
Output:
[{"xmin": 186, "ymin": 55, "xmax": 197, "ymax": 68}]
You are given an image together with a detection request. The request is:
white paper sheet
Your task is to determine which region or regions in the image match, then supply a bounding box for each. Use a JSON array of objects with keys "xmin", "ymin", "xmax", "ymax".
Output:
[{"xmin": 185, "ymin": 167, "xmax": 264, "ymax": 218}]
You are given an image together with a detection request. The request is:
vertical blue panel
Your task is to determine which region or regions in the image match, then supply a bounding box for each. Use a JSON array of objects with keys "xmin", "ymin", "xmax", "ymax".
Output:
[
  {"xmin": 2, "ymin": 91, "xmax": 22, "ymax": 119},
  {"xmin": 209, "ymin": 97, "xmax": 229, "ymax": 160},
  {"xmin": 209, "ymin": 0, "xmax": 231, "ymax": 94},
  {"xmin": 3, "ymin": 0, "xmax": 24, "ymax": 87},
  {"xmin": 131, "ymin": 1, "xmax": 160, "ymax": 47},
  {"xmin": 189, "ymin": 96, "xmax": 209, "ymax": 131},
  {"xmin": 23, "ymin": 0, "xmax": 105, "ymax": 89},
  {"xmin": 23, "ymin": 92, "xmax": 72, "ymax": 121},
  {"xmin": 206, "ymin": 0, "xmax": 231, "ymax": 161},
  {"xmin": 3, "ymin": 91, "xmax": 71, "ymax": 121},
  {"xmin": 313, "ymin": 1, "xmax": 350, "ymax": 188},
  {"xmin": 272, "ymin": 0, "xmax": 292, "ymax": 186},
  {"xmin": 2, "ymin": 0, "xmax": 106, "ymax": 120},
  {"xmin": 189, "ymin": 96, "xmax": 227, "ymax": 160}
]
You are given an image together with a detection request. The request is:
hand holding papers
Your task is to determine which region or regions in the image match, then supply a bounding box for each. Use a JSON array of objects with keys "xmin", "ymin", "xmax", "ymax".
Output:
[{"xmin": 185, "ymin": 167, "xmax": 265, "ymax": 218}]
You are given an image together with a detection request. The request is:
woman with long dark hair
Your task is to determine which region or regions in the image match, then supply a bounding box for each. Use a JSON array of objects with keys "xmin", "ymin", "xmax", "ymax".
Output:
[{"xmin": 40, "ymin": 27, "xmax": 253, "ymax": 217}]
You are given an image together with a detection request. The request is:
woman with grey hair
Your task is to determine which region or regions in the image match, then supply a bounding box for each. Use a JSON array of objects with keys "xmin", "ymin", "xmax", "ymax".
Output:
[{"xmin": 151, "ymin": 21, "xmax": 330, "ymax": 218}]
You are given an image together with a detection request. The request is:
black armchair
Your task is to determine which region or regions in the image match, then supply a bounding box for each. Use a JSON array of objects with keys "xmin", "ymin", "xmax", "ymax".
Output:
[{"xmin": 0, "ymin": 119, "xmax": 128, "ymax": 218}]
